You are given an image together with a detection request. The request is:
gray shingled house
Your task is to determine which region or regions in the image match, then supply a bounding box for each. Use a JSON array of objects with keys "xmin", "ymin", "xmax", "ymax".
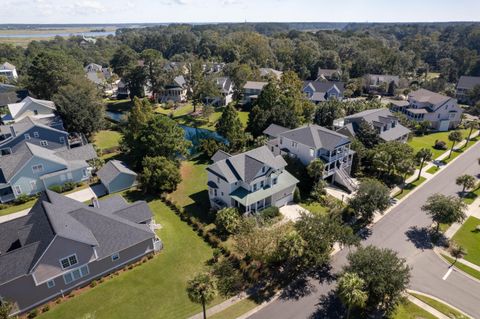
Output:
[
  {"xmin": 456, "ymin": 75, "xmax": 480, "ymax": 104},
  {"xmin": 0, "ymin": 190, "xmax": 161, "ymax": 315},
  {"xmin": 264, "ymin": 123, "xmax": 357, "ymax": 192},
  {"xmin": 97, "ymin": 160, "xmax": 137, "ymax": 194},
  {"xmin": 335, "ymin": 108, "xmax": 411, "ymax": 143},
  {"xmin": 206, "ymin": 146, "xmax": 298, "ymax": 213}
]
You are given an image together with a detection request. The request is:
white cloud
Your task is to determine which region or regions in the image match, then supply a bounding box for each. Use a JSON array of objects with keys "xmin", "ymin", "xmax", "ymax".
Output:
[{"xmin": 72, "ymin": 0, "xmax": 106, "ymax": 15}]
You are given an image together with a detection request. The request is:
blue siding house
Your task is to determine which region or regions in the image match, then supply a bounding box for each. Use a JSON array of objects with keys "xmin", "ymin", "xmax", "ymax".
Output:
[{"xmin": 0, "ymin": 142, "xmax": 97, "ymax": 202}]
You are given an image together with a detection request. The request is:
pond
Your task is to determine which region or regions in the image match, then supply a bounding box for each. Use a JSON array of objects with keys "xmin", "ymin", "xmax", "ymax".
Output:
[{"xmin": 105, "ymin": 111, "xmax": 227, "ymax": 153}]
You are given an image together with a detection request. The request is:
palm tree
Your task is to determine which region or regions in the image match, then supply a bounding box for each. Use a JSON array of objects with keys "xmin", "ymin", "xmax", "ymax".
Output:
[
  {"xmin": 337, "ymin": 272, "xmax": 368, "ymax": 319},
  {"xmin": 186, "ymin": 273, "xmax": 217, "ymax": 319},
  {"xmin": 456, "ymin": 174, "xmax": 476, "ymax": 196},
  {"xmin": 0, "ymin": 300, "xmax": 13, "ymax": 319},
  {"xmin": 449, "ymin": 242, "xmax": 467, "ymax": 266},
  {"xmin": 464, "ymin": 120, "xmax": 479, "ymax": 147},
  {"xmin": 447, "ymin": 131, "xmax": 463, "ymax": 159},
  {"xmin": 415, "ymin": 148, "xmax": 433, "ymax": 180}
]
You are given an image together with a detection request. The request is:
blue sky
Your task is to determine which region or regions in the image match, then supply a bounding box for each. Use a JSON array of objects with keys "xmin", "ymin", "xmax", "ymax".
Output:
[{"xmin": 3, "ymin": 0, "xmax": 480, "ymax": 24}]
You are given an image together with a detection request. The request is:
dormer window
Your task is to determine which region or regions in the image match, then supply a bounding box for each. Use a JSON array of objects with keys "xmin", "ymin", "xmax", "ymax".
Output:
[
  {"xmin": 34, "ymin": 110, "xmax": 38, "ymax": 115},
  {"xmin": 60, "ymin": 254, "xmax": 78, "ymax": 269},
  {"xmin": 253, "ymin": 184, "xmax": 257, "ymax": 191},
  {"xmin": 24, "ymin": 133, "xmax": 30, "ymax": 140},
  {"xmin": 262, "ymin": 166, "xmax": 266, "ymax": 173},
  {"xmin": 33, "ymin": 132, "xmax": 39, "ymax": 138}
]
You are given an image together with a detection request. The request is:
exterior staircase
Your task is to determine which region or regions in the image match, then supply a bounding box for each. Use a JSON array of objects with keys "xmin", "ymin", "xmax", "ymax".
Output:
[{"xmin": 334, "ymin": 167, "xmax": 358, "ymax": 193}]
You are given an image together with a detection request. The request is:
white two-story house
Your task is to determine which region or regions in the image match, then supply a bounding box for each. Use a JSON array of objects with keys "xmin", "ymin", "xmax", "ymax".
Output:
[
  {"xmin": 390, "ymin": 89, "xmax": 463, "ymax": 131},
  {"xmin": 206, "ymin": 146, "xmax": 298, "ymax": 213},
  {"xmin": 242, "ymin": 81, "xmax": 268, "ymax": 105},
  {"xmin": 264, "ymin": 123, "xmax": 357, "ymax": 192}
]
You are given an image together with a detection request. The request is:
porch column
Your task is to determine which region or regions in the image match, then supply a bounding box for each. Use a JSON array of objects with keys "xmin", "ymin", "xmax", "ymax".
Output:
[{"xmin": 263, "ymin": 198, "xmax": 266, "ymax": 208}]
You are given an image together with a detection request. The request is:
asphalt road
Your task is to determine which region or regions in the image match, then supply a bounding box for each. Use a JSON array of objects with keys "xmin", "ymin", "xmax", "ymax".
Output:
[{"xmin": 250, "ymin": 141, "xmax": 480, "ymax": 319}]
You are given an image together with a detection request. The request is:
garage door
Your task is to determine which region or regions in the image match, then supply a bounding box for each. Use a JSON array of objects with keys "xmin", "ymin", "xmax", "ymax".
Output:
[
  {"xmin": 438, "ymin": 120, "xmax": 450, "ymax": 132},
  {"xmin": 276, "ymin": 194, "xmax": 293, "ymax": 207}
]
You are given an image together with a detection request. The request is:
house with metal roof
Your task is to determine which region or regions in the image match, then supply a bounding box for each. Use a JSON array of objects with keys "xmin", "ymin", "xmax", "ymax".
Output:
[
  {"xmin": 456, "ymin": 75, "xmax": 480, "ymax": 104},
  {"xmin": 391, "ymin": 89, "xmax": 463, "ymax": 131},
  {"xmin": 264, "ymin": 123, "xmax": 357, "ymax": 192},
  {"xmin": 0, "ymin": 141, "xmax": 97, "ymax": 203},
  {"xmin": 302, "ymin": 80, "xmax": 345, "ymax": 103},
  {"xmin": 335, "ymin": 108, "xmax": 411, "ymax": 143},
  {"xmin": 0, "ymin": 190, "xmax": 161, "ymax": 315},
  {"xmin": 97, "ymin": 160, "xmax": 137, "ymax": 194},
  {"xmin": 206, "ymin": 146, "xmax": 298, "ymax": 213},
  {"xmin": 3, "ymin": 96, "xmax": 57, "ymax": 123}
]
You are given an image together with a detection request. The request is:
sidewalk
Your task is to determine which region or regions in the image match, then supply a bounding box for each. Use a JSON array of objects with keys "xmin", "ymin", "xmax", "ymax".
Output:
[
  {"xmin": 188, "ymin": 292, "xmax": 249, "ymax": 319},
  {"xmin": 407, "ymin": 293, "xmax": 451, "ymax": 319}
]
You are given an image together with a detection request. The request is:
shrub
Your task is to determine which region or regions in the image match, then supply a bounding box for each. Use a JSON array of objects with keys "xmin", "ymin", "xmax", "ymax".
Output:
[
  {"xmin": 90, "ymin": 280, "xmax": 98, "ymax": 288},
  {"xmin": 259, "ymin": 206, "xmax": 280, "ymax": 221},
  {"xmin": 293, "ymin": 187, "xmax": 301, "ymax": 203},
  {"xmin": 42, "ymin": 305, "xmax": 50, "ymax": 312},
  {"xmin": 14, "ymin": 193, "xmax": 31, "ymax": 204},
  {"xmin": 63, "ymin": 182, "xmax": 77, "ymax": 192},
  {"xmin": 48, "ymin": 185, "xmax": 64, "ymax": 193},
  {"xmin": 27, "ymin": 309, "xmax": 39, "ymax": 318},
  {"xmin": 434, "ymin": 140, "xmax": 448, "ymax": 150},
  {"xmin": 55, "ymin": 299, "xmax": 62, "ymax": 304}
]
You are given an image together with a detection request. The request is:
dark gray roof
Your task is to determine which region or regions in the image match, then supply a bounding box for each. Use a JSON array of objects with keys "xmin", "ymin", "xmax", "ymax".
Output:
[
  {"xmin": 0, "ymin": 84, "xmax": 28, "ymax": 107},
  {"xmin": 55, "ymin": 144, "xmax": 97, "ymax": 161},
  {"xmin": 97, "ymin": 160, "xmax": 137, "ymax": 186},
  {"xmin": 215, "ymin": 77, "xmax": 233, "ymax": 93},
  {"xmin": 317, "ymin": 68, "xmax": 341, "ymax": 78},
  {"xmin": 208, "ymin": 146, "xmax": 287, "ymax": 184},
  {"xmin": 263, "ymin": 123, "xmax": 290, "ymax": 138},
  {"xmin": 0, "ymin": 191, "xmax": 155, "ymax": 284},
  {"xmin": 277, "ymin": 124, "xmax": 351, "ymax": 151},
  {"xmin": 211, "ymin": 150, "xmax": 231, "ymax": 163},
  {"xmin": 243, "ymin": 81, "xmax": 268, "ymax": 90},
  {"xmin": 457, "ymin": 76, "xmax": 480, "ymax": 90},
  {"xmin": 303, "ymin": 81, "xmax": 345, "ymax": 94},
  {"xmin": 365, "ymin": 74, "xmax": 400, "ymax": 85}
]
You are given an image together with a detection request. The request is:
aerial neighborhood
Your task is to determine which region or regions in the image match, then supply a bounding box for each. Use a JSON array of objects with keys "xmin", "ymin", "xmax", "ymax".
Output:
[{"xmin": 0, "ymin": 17, "xmax": 480, "ymax": 319}]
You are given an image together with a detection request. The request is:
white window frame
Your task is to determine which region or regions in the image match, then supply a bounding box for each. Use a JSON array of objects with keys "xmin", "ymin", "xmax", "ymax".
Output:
[
  {"xmin": 14, "ymin": 185, "xmax": 22, "ymax": 195},
  {"xmin": 82, "ymin": 168, "xmax": 88, "ymax": 178},
  {"xmin": 59, "ymin": 254, "xmax": 78, "ymax": 270},
  {"xmin": 24, "ymin": 133, "xmax": 31, "ymax": 140},
  {"xmin": 30, "ymin": 180, "xmax": 37, "ymax": 191},
  {"xmin": 47, "ymin": 279, "xmax": 55, "ymax": 288},
  {"xmin": 67, "ymin": 172, "xmax": 73, "ymax": 180},
  {"xmin": 309, "ymin": 148, "xmax": 314, "ymax": 157},
  {"xmin": 60, "ymin": 174, "xmax": 66, "ymax": 182},
  {"xmin": 33, "ymin": 131, "xmax": 39, "ymax": 138},
  {"xmin": 40, "ymin": 140, "xmax": 48, "ymax": 146},
  {"xmin": 111, "ymin": 253, "xmax": 120, "ymax": 261},
  {"xmin": 59, "ymin": 136, "xmax": 65, "ymax": 144}
]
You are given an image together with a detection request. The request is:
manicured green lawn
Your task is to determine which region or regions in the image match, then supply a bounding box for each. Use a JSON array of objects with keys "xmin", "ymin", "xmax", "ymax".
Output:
[
  {"xmin": 156, "ymin": 103, "xmax": 194, "ymax": 117},
  {"xmin": 238, "ymin": 111, "xmax": 249, "ymax": 127},
  {"xmin": 462, "ymin": 186, "xmax": 480, "ymax": 205},
  {"xmin": 426, "ymin": 165, "xmax": 440, "ymax": 175},
  {"xmin": 394, "ymin": 177, "xmax": 426, "ymax": 200},
  {"xmin": 300, "ymin": 201, "xmax": 329, "ymax": 214},
  {"xmin": 392, "ymin": 300, "xmax": 437, "ymax": 319},
  {"xmin": 40, "ymin": 197, "xmax": 221, "ymax": 319},
  {"xmin": 410, "ymin": 293, "xmax": 469, "ymax": 319},
  {"xmin": 0, "ymin": 199, "xmax": 36, "ymax": 216},
  {"xmin": 408, "ymin": 129, "xmax": 471, "ymax": 160},
  {"xmin": 441, "ymin": 254, "xmax": 480, "ymax": 281},
  {"xmin": 105, "ymin": 99, "xmax": 132, "ymax": 112},
  {"xmin": 210, "ymin": 298, "xmax": 260, "ymax": 319},
  {"xmin": 93, "ymin": 130, "xmax": 122, "ymax": 150},
  {"xmin": 452, "ymin": 217, "xmax": 480, "ymax": 266}
]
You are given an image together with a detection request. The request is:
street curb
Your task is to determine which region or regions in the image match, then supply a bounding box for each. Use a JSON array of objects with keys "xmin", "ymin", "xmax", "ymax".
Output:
[
  {"xmin": 407, "ymin": 289, "xmax": 473, "ymax": 319},
  {"xmin": 434, "ymin": 249, "xmax": 480, "ymax": 286}
]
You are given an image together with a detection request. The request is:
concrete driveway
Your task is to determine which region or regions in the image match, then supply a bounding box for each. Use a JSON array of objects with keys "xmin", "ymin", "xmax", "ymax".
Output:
[{"xmin": 279, "ymin": 204, "xmax": 309, "ymax": 222}]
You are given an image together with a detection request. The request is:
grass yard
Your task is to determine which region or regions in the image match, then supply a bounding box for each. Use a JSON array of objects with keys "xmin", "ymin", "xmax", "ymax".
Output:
[
  {"xmin": 426, "ymin": 165, "xmax": 440, "ymax": 175},
  {"xmin": 105, "ymin": 99, "xmax": 133, "ymax": 113},
  {"xmin": 394, "ymin": 176, "xmax": 427, "ymax": 200},
  {"xmin": 462, "ymin": 186, "xmax": 480, "ymax": 205},
  {"xmin": 300, "ymin": 201, "xmax": 329, "ymax": 214},
  {"xmin": 0, "ymin": 199, "xmax": 36, "ymax": 217},
  {"xmin": 452, "ymin": 217, "xmax": 480, "ymax": 266},
  {"xmin": 408, "ymin": 129, "xmax": 472, "ymax": 160},
  {"xmin": 93, "ymin": 130, "xmax": 122, "ymax": 150},
  {"xmin": 155, "ymin": 103, "xmax": 195, "ymax": 117},
  {"xmin": 210, "ymin": 298, "xmax": 260, "ymax": 319},
  {"xmin": 40, "ymin": 197, "xmax": 222, "ymax": 319},
  {"xmin": 441, "ymin": 254, "xmax": 480, "ymax": 281},
  {"xmin": 409, "ymin": 293, "xmax": 469, "ymax": 319},
  {"xmin": 392, "ymin": 300, "xmax": 437, "ymax": 319},
  {"xmin": 168, "ymin": 159, "xmax": 212, "ymax": 223}
]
